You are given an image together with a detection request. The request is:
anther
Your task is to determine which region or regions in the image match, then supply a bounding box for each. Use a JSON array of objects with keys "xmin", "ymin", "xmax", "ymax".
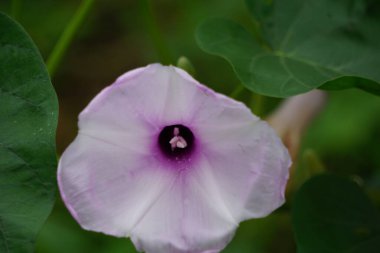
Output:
[{"xmin": 169, "ymin": 127, "xmax": 188, "ymax": 150}]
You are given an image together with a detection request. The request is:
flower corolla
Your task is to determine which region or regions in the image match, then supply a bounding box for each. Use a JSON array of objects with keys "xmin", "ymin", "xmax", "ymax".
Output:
[{"xmin": 58, "ymin": 64, "xmax": 291, "ymax": 253}]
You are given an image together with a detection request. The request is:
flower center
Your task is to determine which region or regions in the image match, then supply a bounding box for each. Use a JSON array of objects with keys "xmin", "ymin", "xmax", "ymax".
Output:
[{"xmin": 158, "ymin": 124, "xmax": 194, "ymax": 159}]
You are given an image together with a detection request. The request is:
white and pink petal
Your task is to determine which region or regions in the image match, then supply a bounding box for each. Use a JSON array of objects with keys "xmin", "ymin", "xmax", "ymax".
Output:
[{"xmin": 58, "ymin": 63, "xmax": 291, "ymax": 253}]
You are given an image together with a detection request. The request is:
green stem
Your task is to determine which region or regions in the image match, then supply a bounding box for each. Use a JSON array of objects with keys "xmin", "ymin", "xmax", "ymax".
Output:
[
  {"xmin": 140, "ymin": 0, "xmax": 173, "ymax": 65},
  {"xmin": 11, "ymin": 0, "xmax": 21, "ymax": 20},
  {"xmin": 229, "ymin": 85, "xmax": 245, "ymax": 99},
  {"xmin": 250, "ymin": 92, "xmax": 265, "ymax": 117},
  {"xmin": 229, "ymin": 85, "xmax": 266, "ymax": 116},
  {"xmin": 46, "ymin": 0, "xmax": 95, "ymax": 78}
]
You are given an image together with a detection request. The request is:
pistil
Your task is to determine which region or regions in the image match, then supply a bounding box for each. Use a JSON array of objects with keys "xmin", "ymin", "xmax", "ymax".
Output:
[{"xmin": 169, "ymin": 127, "xmax": 188, "ymax": 150}]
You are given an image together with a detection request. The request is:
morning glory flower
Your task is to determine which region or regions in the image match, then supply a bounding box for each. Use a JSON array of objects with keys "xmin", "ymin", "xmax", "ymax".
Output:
[
  {"xmin": 268, "ymin": 90, "xmax": 327, "ymax": 161},
  {"xmin": 58, "ymin": 64, "xmax": 291, "ymax": 253}
]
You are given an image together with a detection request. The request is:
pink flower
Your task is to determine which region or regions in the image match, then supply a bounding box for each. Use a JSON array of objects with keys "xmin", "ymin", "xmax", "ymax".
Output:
[
  {"xmin": 58, "ymin": 64, "xmax": 291, "ymax": 253},
  {"xmin": 267, "ymin": 90, "xmax": 327, "ymax": 161}
]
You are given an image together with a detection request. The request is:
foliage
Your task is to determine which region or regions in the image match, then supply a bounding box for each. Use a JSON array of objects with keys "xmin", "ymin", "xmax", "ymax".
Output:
[
  {"xmin": 293, "ymin": 174, "xmax": 380, "ymax": 253},
  {"xmin": 196, "ymin": 0, "xmax": 380, "ymax": 97},
  {"xmin": 0, "ymin": 12, "xmax": 58, "ymax": 253}
]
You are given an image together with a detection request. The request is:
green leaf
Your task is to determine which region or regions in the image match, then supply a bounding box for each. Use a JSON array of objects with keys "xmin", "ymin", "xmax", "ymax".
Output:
[
  {"xmin": 0, "ymin": 12, "xmax": 58, "ymax": 253},
  {"xmin": 292, "ymin": 174, "xmax": 380, "ymax": 253},
  {"xmin": 196, "ymin": 0, "xmax": 380, "ymax": 97}
]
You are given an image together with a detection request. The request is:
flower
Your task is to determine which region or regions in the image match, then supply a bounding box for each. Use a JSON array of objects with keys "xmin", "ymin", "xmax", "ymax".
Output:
[
  {"xmin": 267, "ymin": 90, "xmax": 326, "ymax": 194},
  {"xmin": 58, "ymin": 64, "xmax": 291, "ymax": 253},
  {"xmin": 267, "ymin": 90, "xmax": 327, "ymax": 161}
]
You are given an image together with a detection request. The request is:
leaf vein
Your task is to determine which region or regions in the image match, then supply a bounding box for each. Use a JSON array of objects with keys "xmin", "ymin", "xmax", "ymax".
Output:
[{"xmin": 0, "ymin": 145, "xmax": 49, "ymax": 191}]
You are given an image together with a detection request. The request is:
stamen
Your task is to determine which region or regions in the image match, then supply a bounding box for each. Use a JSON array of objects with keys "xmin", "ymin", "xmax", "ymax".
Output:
[
  {"xmin": 169, "ymin": 136, "xmax": 179, "ymax": 149},
  {"xmin": 158, "ymin": 124, "xmax": 194, "ymax": 159},
  {"xmin": 169, "ymin": 127, "xmax": 188, "ymax": 150},
  {"xmin": 176, "ymin": 136, "xmax": 187, "ymax": 148}
]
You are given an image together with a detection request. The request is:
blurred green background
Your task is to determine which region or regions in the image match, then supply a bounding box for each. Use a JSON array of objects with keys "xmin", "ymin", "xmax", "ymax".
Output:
[{"xmin": 1, "ymin": 0, "xmax": 380, "ymax": 252}]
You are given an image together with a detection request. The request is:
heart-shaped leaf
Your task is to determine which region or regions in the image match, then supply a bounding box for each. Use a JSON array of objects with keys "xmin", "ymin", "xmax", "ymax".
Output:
[
  {"xmin": 196, "ymin": 0, "xmax": 380, "ymax": 97},
  {"xmin": 0, "ymin": 13, "xmax": 58, "ymax": 253},
  {"xmin": 292, "ymin": 174, "xmax": 380, "ymax": 253}
]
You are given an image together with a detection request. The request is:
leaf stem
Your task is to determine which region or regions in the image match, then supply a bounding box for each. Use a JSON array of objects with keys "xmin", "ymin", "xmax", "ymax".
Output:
[
  {"xmin": 46, "ymin": 0, "xmax": 95, "ymax": 78},
  {"xmin": 140, "ymin": 0, "xmax": 173, "ymax": 65},
  {"xmin": 229, "ymin": 85, "xmax": 245, "ymax": 99},
  {"xmin": 11, "ymin": 0, "xmax": 21, "ymax": 20},
  {"xmin": 250, "ymin": 92, "xmax": 265, "ymax": 117}
]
